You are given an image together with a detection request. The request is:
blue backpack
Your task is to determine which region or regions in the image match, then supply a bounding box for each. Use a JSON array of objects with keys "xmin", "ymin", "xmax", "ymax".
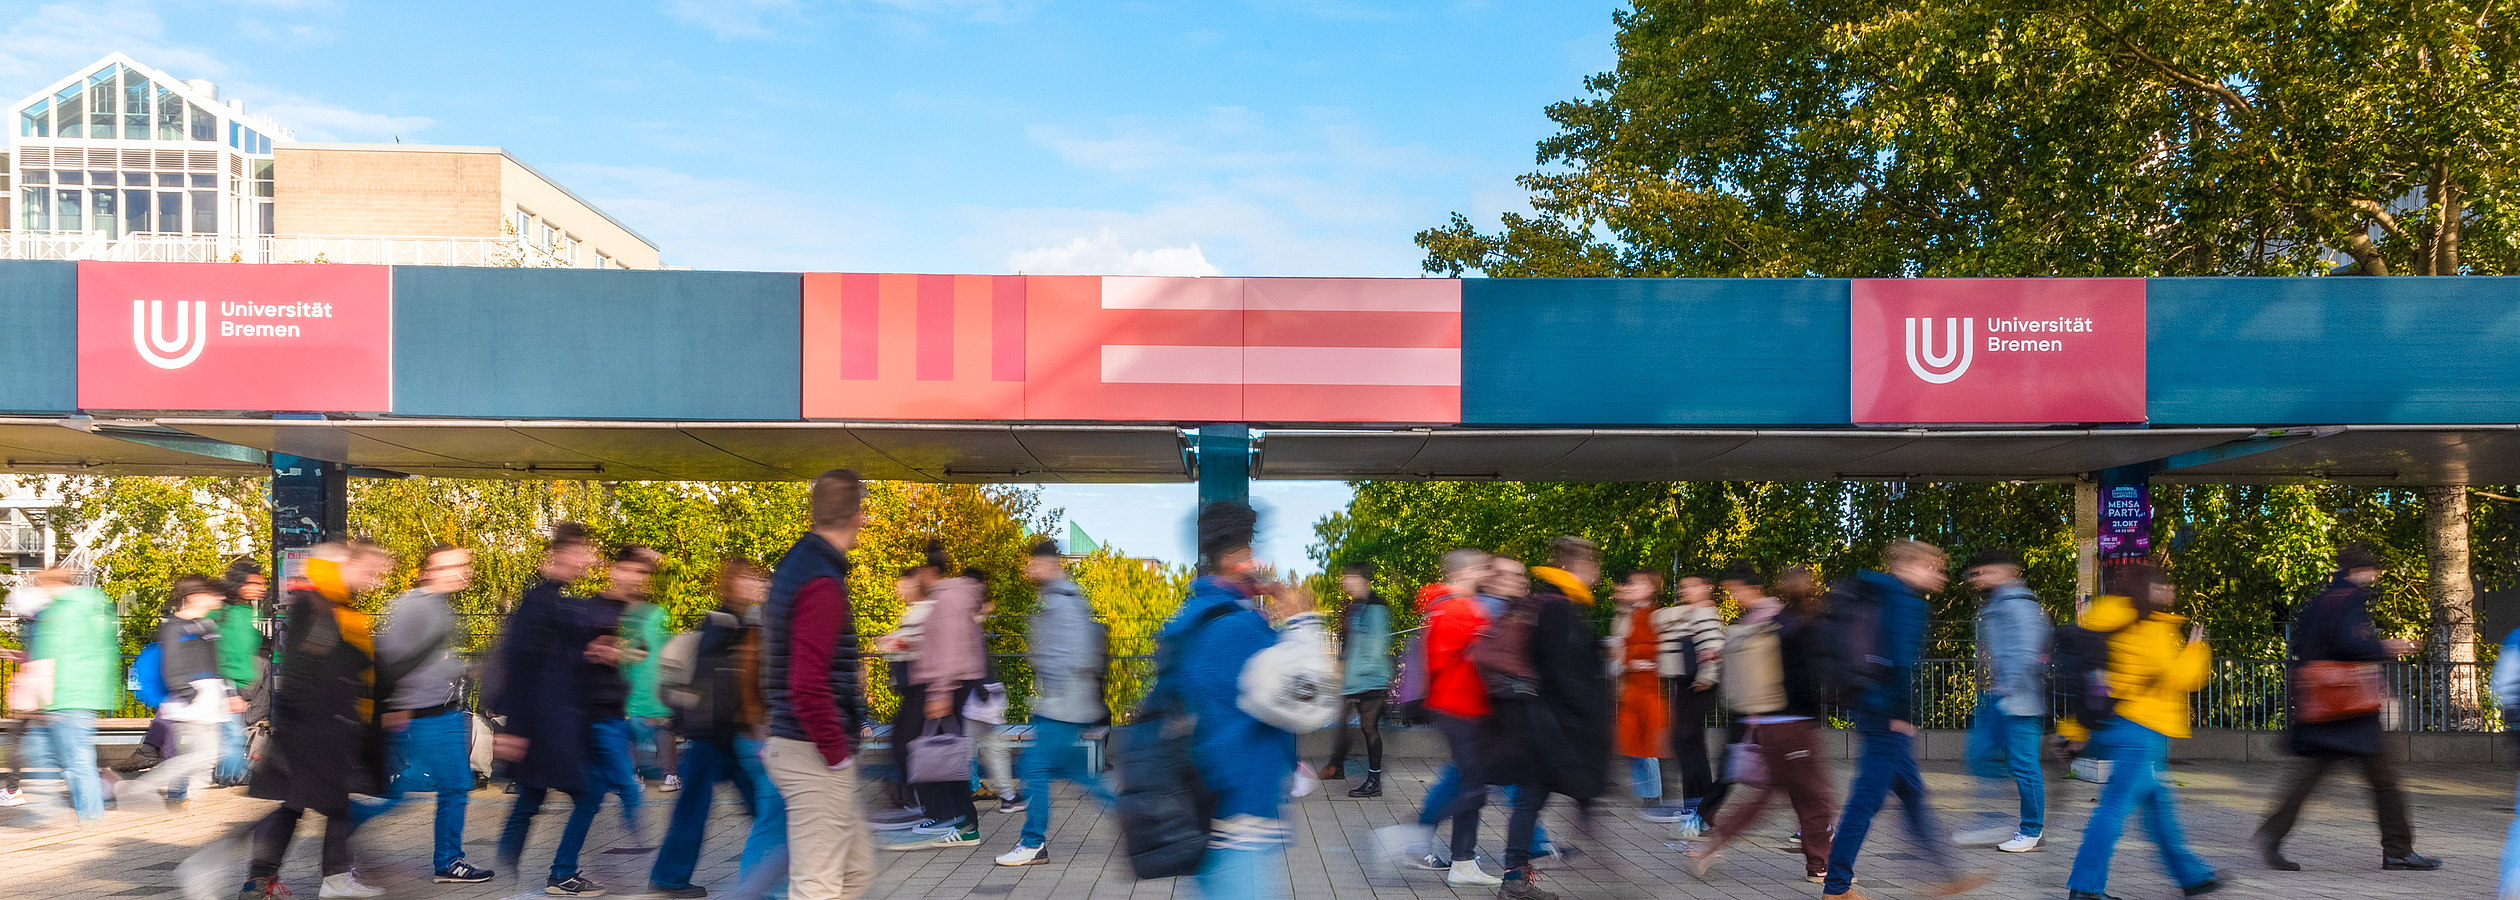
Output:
[{"xmin": 129, "ymin": 643, "xmax": 168, "ymax": 708}]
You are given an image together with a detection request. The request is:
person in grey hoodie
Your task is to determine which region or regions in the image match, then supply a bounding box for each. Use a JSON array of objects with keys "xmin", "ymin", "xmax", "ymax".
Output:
[
  {"xmin": 1953, "ymin": 548, "xmax": 2053, "ymax": 854},
  {"xmin": 994, "ymin": 539, "xmax": 1116, "ymax": 867},
  {"xmin": 352, "ymin": 545, "xmax": 497, "ymax": 884}
]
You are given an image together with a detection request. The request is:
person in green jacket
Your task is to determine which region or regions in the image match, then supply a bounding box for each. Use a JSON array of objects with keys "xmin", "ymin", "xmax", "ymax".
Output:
[
  {"xmin": 209, "ymin": 561, "xmax": 266, "ymax": 786},
  {"xmin": 622, "ymin": 596, "xmax": 679, "ymax": 791},
  {"xmin": 22, "ymin": 567, "xmax": 118, "ymax": 823},
  {"xmin": 1321, "ymin": 561, "xmax": 1395, "ymax": 798}
]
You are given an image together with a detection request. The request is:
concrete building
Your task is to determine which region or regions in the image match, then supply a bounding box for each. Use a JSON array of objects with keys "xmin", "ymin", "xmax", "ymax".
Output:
[{"xmin": 7, "ymin": 52, "xmax": 661, "ymax": 268}]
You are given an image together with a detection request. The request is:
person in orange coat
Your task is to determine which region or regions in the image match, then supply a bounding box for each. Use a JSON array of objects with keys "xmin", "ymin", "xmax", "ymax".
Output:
[{"xmin": 1610, "ymin": 571, "xmax": 1671, "ymax": 816}]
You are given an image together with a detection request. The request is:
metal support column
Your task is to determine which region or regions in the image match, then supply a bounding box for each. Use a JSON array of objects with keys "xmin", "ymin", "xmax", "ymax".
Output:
[{"xmin": 1194, "ymin": 424, "xmax": 1252, "ymax": 509}]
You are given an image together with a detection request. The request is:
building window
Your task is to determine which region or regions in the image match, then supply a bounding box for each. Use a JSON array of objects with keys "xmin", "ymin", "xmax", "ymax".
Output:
[
  {"xmin": 54, "ymin": 84, "xmax": 80, "ymax": 139},
  {"xmin": 539, "ymin": 222, "xmax": 554, "ymax": 250},
  {"xmin": 88, "ymin": 68, "xmax": 115, "ymax": 140},
  {"xmin": 156, "ymin": 85, "xmax": 182, "ymax": 140},
  {"xmin": 21, "ymin": 188, "xmax": 47, "ymax": 231},
  {"xmin": 124, "ymin": 190, "xmax": 149, "ymax": 234},
  {"xmin": 21, "ymin": 97, "xmax": 47, "ymax": 137},
  {"xmin": 513, "ymin": 209, "xmax": 530, "ymax": 237},
  {"xmin": 92, "ymin": 189, "xmax": 118, "ymax": 239},
  {"xmin": 190, "ymin": 189, "xmax": 215, "ymax": 234},
  {"xmin": 253, "ymin": 159, "xmax": 273, "ymax": 197},
  {"xmin": 189, "ymin": 102, "xmax": 214, "ymax": 141},
  {"xmin": 123, "ymin": 70, "xmax": 150, "ymax": 140},
  {"xmin": 55, "ymin": 189, "xmax": 79, "ymax": 232},
  {"xmin": 157, "ymin": 190, "xmax": 181, "ymax": 232},
  {"xmin": 258, "ymin": 201, "xmax": 273, "ymax": 235}
]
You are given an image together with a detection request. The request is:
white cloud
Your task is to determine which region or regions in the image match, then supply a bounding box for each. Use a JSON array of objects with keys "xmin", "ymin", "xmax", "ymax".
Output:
[
  {"xmin": 538, "ymin": 162, "xmax": 907, "ymax": 272},
  {"xmin": 1006, "ymin": 228, "xmax": 1222, "ymax": 276},
  {"xmin": 253, "ymin": 94, "xmax": 432, "ymax": 142},
  {"xmin": 0, "ymin": 3, "xmax": 230, "ymax": 96}
]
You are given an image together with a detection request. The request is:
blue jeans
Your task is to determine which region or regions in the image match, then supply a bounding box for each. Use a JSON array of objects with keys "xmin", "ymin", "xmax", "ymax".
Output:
[
  {"xmin": 2501, "ymin": 774, "xmax": 2520, "ymax": 900},
  {"xmin": 1628, "ymin": 756, "xmax": 1663, "ymax": 800},
  {"xmin": 1966, "ymin": 694, "xmax": 2045, "ymax": 836},
  {"xmin": 651, "ymin": 736, "xmax": 787, "ymax": 891},
  {"xmin": 588, "ymin": 717, "xmax": 645, "ymax": 830},
  {"xmin": 1194, "ymin": 842, "xmax": 1287, "ymax": 900},
  {"xmin": 2066, "ymin": 720, "xmax": 2215, "ymax": 894},
  {"xmin": 215, "ymin": 716, "xmax": 250, "ymax": 784},
  {"xmin": 352, "ymin": 712, "xmax": 475, "ymax": 871},
  {"xmin": 31, "ymin": 710, "xmax": 104, "ymax": 823},
  {"xmin": 503, "ymin": 784, "xmax": 602, "ymax": 882},
  {"xmin": 1825, "ymin": 710, "xmax": 1955, "ymax": 894},
  {"xmin": 1417, "ymin": 764, "xmax": 1550, "ymax": 851},
  {"xmin": 1020, "ymin": 716, "xmax": 1118, "ymax": 847}
]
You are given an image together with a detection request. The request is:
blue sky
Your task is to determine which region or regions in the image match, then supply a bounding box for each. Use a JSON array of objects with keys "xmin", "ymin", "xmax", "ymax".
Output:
[{"xmin": 0, "ymin": 0, "xmax": 1620, "ymax": 571}]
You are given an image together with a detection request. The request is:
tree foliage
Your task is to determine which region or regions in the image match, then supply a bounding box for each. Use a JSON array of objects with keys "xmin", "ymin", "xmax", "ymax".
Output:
[{"xmin": 1422, "ymin": 0, "xmax": 2520, "ymax": 278}]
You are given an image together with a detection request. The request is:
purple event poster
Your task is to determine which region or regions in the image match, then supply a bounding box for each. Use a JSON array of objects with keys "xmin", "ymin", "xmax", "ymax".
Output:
[{"xmin": 2099, "ymin": 482, "xmax": 2152, "ymax": 555}]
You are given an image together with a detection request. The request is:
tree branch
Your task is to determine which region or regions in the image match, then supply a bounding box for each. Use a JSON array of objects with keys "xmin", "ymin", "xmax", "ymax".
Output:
[
  {"xmin": 2350, "ymin": 198, "xmax": 2411, "ymax": 240},
  {"xmin": 2084, "ymin": 14, "xmax": 2256, "ymax": 122}
]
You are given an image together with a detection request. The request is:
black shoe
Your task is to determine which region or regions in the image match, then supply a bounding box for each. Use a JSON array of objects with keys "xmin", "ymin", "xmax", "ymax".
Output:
[
  {"xmin": 2181, "ymin": 874, "xmax": 2224, "ymax": 896},
  {"xmin": 997, "ymin": 793, "xmax": 1028, "ymax": 814},
  {"xmin": 434, "ymin": 860, "xmax": 496, "ymax": 883},
  {"xmin": 646, "ymin": 885, "xmax": 708, "ymax": 898},
  {"xmin": 2258, "ymin": 834, "xmax": 2300, "ymax": 871},
  {"xmin": 2384, "ymin": 853, "xmax": 2442, "ymax": 871},
  {"xmin": 1319, "ymin": 764, "xmax": 1345, "ymax": 780},
  {"xmin": 545, "ymin": 874, "xmax": 606, "ymax": 896},
  {"xmin": 1348, "ymin": 772, "xmax": 1382, "ymax": 798},
  {"xmin": 2066, "ymin": 892, "xmax": 2124, "ymax": 900}
]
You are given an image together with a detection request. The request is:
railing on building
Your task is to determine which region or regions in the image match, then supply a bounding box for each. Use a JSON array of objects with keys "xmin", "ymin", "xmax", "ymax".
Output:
[{"xmin": 0, "ymin": 230, "xmax": 577, "ymax": 267}]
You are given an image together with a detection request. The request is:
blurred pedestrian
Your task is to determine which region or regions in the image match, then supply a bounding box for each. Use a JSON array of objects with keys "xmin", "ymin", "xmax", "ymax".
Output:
[
  {"xmin": 2063, "ymin": 561, "xmax": 2221, "ymax": 900},
  {"xmin": 1656, "ymin": 572, "xmax": 1725, "ymax": 835},
  {"xmin": 761, "ymin": 470, "xmax": 878, "ymax": 900},
  {"xmin": 352, "ymin": 545, "xmax": 496, "ymax": 884},
  {"xmin": 212, "ymin": 560, "xmax": 267, "ymax": 787},
  {"xmin": 241, "ymin": 541, "xmax": 395, "ymax": 900},
  {"xmin": 491, "ymin": 524, "xmax": 615, "ymax": 898},
  {"xmin": 1822, "ymin": 540, "xmax": 1985, "ymax": 900},
  {"xmin": 623, "ymin": 576, "xmax": 679, "ymax": 794},
  {"xmin": 1609, "ymin": 570, "xmax": 1671, "ymax": 819},
  {"xmin": 585, "ymin": 546, "xmax": 659, "ymax": 833},
  {"xmin": 1411, "ymin": 549, "xmax": 1509, "ymax": 887},
  {"xmin": 1953, "ymin": 548, "xmax": 2052, "ymax": 853},
  {"xmin": 2492, "ymin": 624, "xmax": 2520, "ymax": 900},
  {"xmin": 884, "ymin": 544, "xmax": 988, "ymax": 851},
  {"xmin": 2256, "ymin": 544, "xmax": 2440, "ymax": 872},
  {"xmin": 648, "ymin": 559, "xmax": 787, "ymax": 897},
  {"xmin": 995, "ymin": 538, "xmax": 1116, "ymax": 867},
  {"xmin": 1488, "ymin": 537, "xmax": 1611, "ymax": 900},
  {"xmin": 1692, "ymin": 564, "xmax": 1839, "ymax": 883},
  {"xmin": 1321, "ymin": 560, "xmax": 1393, "ymax": 798},
  {"xmin": 11, "ymin": 566, "xmax": 116, "ymax": 824},
  {"xmin": 120, "ymin": 575, "xmax": 242, "ymax": 810}
]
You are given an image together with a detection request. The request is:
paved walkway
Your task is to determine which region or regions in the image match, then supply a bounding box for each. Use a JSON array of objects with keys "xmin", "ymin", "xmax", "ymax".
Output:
[{"xmin": 5, "ymin": 757, "xmax": 2511, "ymax": 899}]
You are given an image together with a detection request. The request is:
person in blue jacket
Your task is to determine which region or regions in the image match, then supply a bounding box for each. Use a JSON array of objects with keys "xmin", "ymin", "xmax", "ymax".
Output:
[{"xmin": 1160, "ymin": 501, "xmax": 1337, "ymax": 900}]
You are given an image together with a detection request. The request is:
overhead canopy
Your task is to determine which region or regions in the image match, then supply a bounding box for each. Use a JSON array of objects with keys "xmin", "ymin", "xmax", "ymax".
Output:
[
  {"xmin": 1252, "ymin": 428, "xmax": 2258, "ymax": 482},
  {"xmin": 2152, "ymin": 425, "xmax": 2520, "ymax": 485},
  {"xmin": 0, "ymin": 417, "xmax": 270, "ymax": 476},
  {"xmin": 154, "ymin": 419, "xmax": 1190, "ymax": 483}
]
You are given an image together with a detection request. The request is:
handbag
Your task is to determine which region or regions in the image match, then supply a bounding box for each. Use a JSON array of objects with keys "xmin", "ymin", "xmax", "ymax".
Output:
[
  {"xmin": 1726, "ymin": 731, "xmax": 1768, "ymax": 787},
  {"xmin": 904, "ymin": 718, "xmax": 975, "ymax": 785},
  {"xmin": 2293, "ymin": 660, "xmax": 2384, "ymax": 723}
]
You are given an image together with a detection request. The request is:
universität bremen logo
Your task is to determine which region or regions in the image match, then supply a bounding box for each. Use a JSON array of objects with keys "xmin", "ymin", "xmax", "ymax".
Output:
[
  {"xmin": 79, "ymin": 262, "xmax": 392, "ymax": 413},
  {"xmin": 1851, "ymin": 279, "xmax": 2145, "ymax": 425}
]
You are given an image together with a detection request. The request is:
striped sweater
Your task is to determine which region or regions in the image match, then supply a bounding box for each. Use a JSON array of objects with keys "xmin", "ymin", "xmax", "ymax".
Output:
[{"xmin": 1652, "ymin": 604, "xmax": 1726, "ymax": 685}]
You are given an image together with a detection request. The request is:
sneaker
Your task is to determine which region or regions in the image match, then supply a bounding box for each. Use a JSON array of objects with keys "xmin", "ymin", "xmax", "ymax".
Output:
[
  {"xmin": 995, "ymin": 844, "xmax": 1048, "ymax": 866},
  {"xmin": 1499, "ymin": 867, "xmax": 1559, "ymax": 900},
  {"xmin": 318, "ymin": 872, "xmax": 385, "ymax": 899},
  {"xmin": 869, "ymin": 806, "xmax": 927, "ymax": 830},
  {"xmin": 433, "ymin": 860, "xmax": 496, "ymax": 883},
  {"xmin": 235, "ymin": 877, "xmax": 290, "ymax": 900},
  {"xmin": 544, "ymin": 874, "xmax": 607, "ymax": 896},
  {"xmin": 1639, "ymin": 805, "xmax": 1685, "ymax": 824},
  {"xmin": 1414, "ymin": 852, "xmax": 1451, "ymax": 871},
  {"xmin": 998, "ymin": 793, "xmax": 1028, "ymax": 814},
  {"xmin": 1998, "ymin": 833, "xmax": 2044, "ymax": 853},
  {"xmin": 1673, "ymin": 812, "xmax": 1705, "ymax": 839},
  {"xmin": 1951, "ymin": 825, "xmax": 2014, "ymax": 846},
  {"xmin": 1446, "ymin": 860, "xmax": 1502, "ymax": 886},
  {"xmin": 659, "ymin": 776, "xmax": 682, "ymax": 793},
  {"xmin": 886, "ymin": 824, "xmax": 982, "ymax": 851},
  {"xmin": 0, "ymin": 788, "xmax": 21, "ymax": 807},
  {"xmin": 909, "ymin": 818, "xmax": 966, "ymax": 834},
  {"xmin": 646, "ymin": 886, "xmax": 707, "ymax": 899}
]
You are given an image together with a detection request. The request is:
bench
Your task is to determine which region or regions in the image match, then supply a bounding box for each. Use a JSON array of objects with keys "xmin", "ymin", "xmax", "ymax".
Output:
[{"xmin": 855, "ymin": 722, "xmax": 1110, "ymax": 783}]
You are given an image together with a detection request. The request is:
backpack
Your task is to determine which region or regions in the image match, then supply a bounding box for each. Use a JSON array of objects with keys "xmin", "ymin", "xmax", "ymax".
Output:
[
  {"xmin": 1471, "ymin": 595, "xmax": 1542, "ymax": 700},
  {"xmin": 663, "ymin": 612, "xmax": 744, "ymax": 735},
  {"xmin": 1722, "ymin": 619, "xmax": 1786, "ymax": 715},
  {"xmin": 1818, "ymin": 578, "xmax": 1888, "ymax": 705},
  {"xmin": 656, "ymin": 629, "xmax": 704, "ymax": 702},
  {"xmin": 130, "ymin": 642, "xmax": 169, "ymax": 708},
  {"xmin": 2051, "ymin": 618, "xmax": 2118, "ymax": 729},
  {"xmin": 1115, "ymin": 602, "xmax": 1236, "ymax": 880}
]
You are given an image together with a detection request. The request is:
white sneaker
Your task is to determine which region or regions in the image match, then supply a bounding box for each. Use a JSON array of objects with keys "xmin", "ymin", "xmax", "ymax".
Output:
[
  {"xmin": 1997, "ymin": 833, "xmax": 2045, "ymax": 853},
  {"xmin": 1952, "ymin": 825, "xmax": 2014, "ymax": 847},
  {"xmin": 320, "ymin": 871, "xmax": 386, "ymax": 898},
  {"xmin": 1673, "ymin": 812, "xmax": 1705, "ymax": 839},
  {"xmin": 1446, "ymin": 860, "xmax": 1503, "ymax": 886},
  {"xmin": 995, "ymin": 843, "xmax": 1048, "ymax": 866},
  {"xmin": 0, "ymin": 788, "xmax": 22, "ymax": 807},
  {"xmin": 659, "ymin": 775, "xmax": 681, "ymax": 793}
]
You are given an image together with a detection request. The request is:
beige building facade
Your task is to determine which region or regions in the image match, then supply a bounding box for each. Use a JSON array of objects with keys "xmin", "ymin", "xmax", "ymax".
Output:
[{"xmin": 275, "ymin": 144, "xmax": 660, "ymax": 269}]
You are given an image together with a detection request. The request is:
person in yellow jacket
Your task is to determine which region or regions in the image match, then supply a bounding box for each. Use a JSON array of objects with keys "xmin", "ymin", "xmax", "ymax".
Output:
[{"xmin": 2064, "ymin": 562, "xmax": 2224, "ymax": 900}]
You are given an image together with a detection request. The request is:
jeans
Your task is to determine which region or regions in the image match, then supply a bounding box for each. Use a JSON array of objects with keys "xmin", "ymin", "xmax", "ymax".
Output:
[
  {"xmin": 2501, "ymin": 775, "xmax": 2520, "ymax": 899},
  {"xmin": 1824, "ymin": 710, "xmax": 1955, "ymax": 895},
  {"xmin": 589, "ymin": 717, "xmax": 646, "ymax": 832},
  {"xmin": 128, "ymin": 719, "xmax": 220, "ymax": 809},
  {"xmin": 251, "ymin": 805, "xmax": 355, "ymax": 878},
  {"xmin": 1628, "ymin": 756, "xmax": 1663, "ymax": 800},
  {"xmin": 1966, "ymin": 694, "xmax": 2045, "ymax": 836},
  {"xmin": 1193, "ymin": 842, "xmax": 1288, "ymax": 900},
  {"xmin": 2066, "ymin": 719, "xmax": 2216, "ymax": 894},
  {"xmin": 1500, "ymin": 782, "xmax": 1549, "ymax": 870},
  {"xmin": 35, "ymin": 709, "xmax": 104, "ymax": 822},
  {"xmin": 1427, "ymin": 715, "xmax": 1492, "ymax": 862},
  {"xmin": 351, "ymin": 712, "xmax": 474, "ymax": 871},
  {"xmin": 215, "ymin": 716, "xmax": 250, "ymax": 784},
  {"xmin": 652, "ymin": 737, "xmax": 786, "ymax": 891},
  {"xmin": 502, "ymin": 784, "xmax": 602, "ymax": 882},
  {"xmin": 1020, "ymin": 716, "xmax": 1117, "ymax": 847},
  {"xmin": 1418, "ymin": 764, "xmax": 1549, "ymax": 850}
]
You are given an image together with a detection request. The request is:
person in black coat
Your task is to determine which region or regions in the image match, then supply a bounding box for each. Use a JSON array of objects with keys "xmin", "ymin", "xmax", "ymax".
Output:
[
  {"xmin": 491, "ymin": 523, "xmax": 620, "ymax": 897},
  {"xmin": 1485, "ymin": 537, "xmax": 1610, "ymax": 900},
  {"xmin": 241, "ymin": 543, "xmax": 395, "ymax": 900},
  {"xmin": 2255, "ymin": 544, "xmax": 2441, "ymax": 872}
]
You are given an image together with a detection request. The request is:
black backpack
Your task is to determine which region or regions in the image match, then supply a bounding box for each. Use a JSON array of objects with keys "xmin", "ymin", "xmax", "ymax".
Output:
[
  {"xmin": 1818, "ymin": 577, "xmax": 1889, "ymax": 705},
  {"xmin": 1114, "ymin": 603, "xmax": 1236, "ymax": 880},
  {"xmin": 2051, "ymin": 617, "xmax": 2118, "ymax": 729}
]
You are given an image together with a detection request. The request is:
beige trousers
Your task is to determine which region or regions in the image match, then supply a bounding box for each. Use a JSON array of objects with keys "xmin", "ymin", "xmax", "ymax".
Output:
[{"xmin": 763, "ymin": 736, "xmax": 877, "ymax": 900}]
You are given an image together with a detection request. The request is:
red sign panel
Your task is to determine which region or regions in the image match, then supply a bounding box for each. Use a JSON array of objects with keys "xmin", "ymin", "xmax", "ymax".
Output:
[
  {"xmin": 1849, "ymin": 279, "xmax": 2145, "ymax": 424},
  {"xmin": 801, "ymin": 274, "xmax": 1460, "ymax": 423},
  {"xmin": 78, "ymin": 262, "xmax": 392, "ymax": 412}
]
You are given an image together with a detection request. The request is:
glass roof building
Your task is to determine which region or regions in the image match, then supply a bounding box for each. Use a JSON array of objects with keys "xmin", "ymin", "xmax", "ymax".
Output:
[{"xmin": 5, "ymin": 53, "xmax": 661, "ymax": 268}]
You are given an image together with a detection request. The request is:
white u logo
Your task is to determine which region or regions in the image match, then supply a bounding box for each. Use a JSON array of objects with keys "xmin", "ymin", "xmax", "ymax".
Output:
[
  {"xmin": 1903, "ymin": 316, "xmax": 1972, "ymax": 384},
  {"xmin": 132, "ymin": 300, "xmax": 208, "ymax": 370}
]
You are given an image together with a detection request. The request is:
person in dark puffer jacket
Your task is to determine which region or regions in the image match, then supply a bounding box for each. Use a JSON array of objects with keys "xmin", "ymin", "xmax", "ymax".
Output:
[{"xmin": 761, "ymin": 469, "xmax": 875, "ymax": 900}]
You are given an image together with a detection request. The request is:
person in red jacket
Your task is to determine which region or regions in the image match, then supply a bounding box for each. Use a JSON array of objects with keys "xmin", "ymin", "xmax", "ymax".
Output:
[{"xmin": 1416, "ymin": 548, "xmax": 1512, "ymax": 887}]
